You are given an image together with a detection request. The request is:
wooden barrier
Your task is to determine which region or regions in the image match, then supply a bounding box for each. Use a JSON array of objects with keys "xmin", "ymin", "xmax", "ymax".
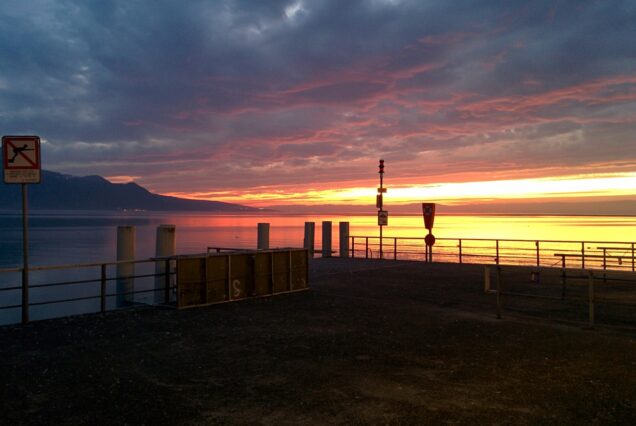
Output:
[{"xmin": 176, "ymin": 248, "xmax": 309, "ymax": 309}]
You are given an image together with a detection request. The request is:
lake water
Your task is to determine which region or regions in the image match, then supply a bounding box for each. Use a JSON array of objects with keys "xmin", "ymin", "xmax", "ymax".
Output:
[
  {"xmin": 2, "ymin": 211, "xmax": 636, "ymax": 267},
  {"xmin": 1, "ymin": 211, "xmax": 635, "ymax": 324}
]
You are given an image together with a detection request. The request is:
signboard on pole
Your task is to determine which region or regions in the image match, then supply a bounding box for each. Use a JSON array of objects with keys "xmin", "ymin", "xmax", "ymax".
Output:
[
  {"xmin": 2, "ymin": 135, "xmax": 41, "ymax": 184},
  {"xmin": 378, "ymin": 210, "xmax": 388, "ymax": 226},
  {"xmin": 422, "ymin": 203, "xmax": 436, "ymax": 230}
]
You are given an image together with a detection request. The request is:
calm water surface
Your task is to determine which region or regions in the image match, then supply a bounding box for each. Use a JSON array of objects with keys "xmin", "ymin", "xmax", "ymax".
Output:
[
  {"xmin": 1, "ymin": 211, "xmax": 635, "ymax": 325},
  {"xmin": 1, "ymin": 211, "xmax": 635, "ymax": 267}
]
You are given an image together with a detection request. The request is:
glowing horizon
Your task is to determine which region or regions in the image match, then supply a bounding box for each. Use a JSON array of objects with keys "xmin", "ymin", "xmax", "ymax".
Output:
[{"xmin": 162, "ymin": 172, "xmax": 636, "ymax": 207}]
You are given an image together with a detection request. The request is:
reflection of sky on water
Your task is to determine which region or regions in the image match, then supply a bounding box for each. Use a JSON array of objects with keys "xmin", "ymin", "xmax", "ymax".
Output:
[
  {"xmin": 1, "ymin": 211, "xmax": 635, "ymax": 325},
  {"xmin": 2, "ymin": 212, "xmax": 636, "ymax": 268}
]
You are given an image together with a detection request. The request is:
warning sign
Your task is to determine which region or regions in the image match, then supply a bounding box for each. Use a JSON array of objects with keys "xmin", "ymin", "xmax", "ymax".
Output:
[
  {"xmin": 422, "ymin": 203, "xmax": 436, "ymax": 230},
  {"xmin": 378, "ymin": 210, "xmax": 388, "ymax": 226},
  {"xmin": 2, "ymin": 135, "xmax": 41, "ymax": 184}
]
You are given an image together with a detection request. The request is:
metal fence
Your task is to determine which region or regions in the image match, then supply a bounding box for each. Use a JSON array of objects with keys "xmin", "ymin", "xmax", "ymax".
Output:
[
  {"xmin": 0, "ymin": 257, "xmax": 176, "ymax": 326},
  {"xmin": 350, "ymin": 236, "xmax": 636, "ymax": 272}
]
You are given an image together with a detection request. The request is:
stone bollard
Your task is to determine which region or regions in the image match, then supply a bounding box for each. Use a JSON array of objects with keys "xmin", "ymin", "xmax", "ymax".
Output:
[
  {"xmin": 322, "ymin": 221, "xmax": 332, "ymax": 258},
  {"xmin": 339, "ymin": 222, "xmax": 350, "ymax": 257},
  {"xmin": 116, "ymin": 226, "xmax": 135, "ymax": 307},
  {"xmin": 154, "ymin": 224, "xmax": 176, "ymax": 304},
  {"xmin": 257, "ymin": 223, "xmax": 270, "ymax": 250},
  {"xmin": 304, "ymin": 222, "xmax": 315, "ymax": 257}
]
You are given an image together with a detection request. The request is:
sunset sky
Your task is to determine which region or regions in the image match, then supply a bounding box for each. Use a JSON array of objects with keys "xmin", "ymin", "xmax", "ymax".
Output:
[{"xmin": 1, "ymin": 1, "xmax": 635, "ymax": 208}]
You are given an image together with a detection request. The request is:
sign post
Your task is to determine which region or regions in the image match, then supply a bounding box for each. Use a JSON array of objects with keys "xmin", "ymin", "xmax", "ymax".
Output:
[
  {"xmin": 377, "ymin": 160, "xmax": 387, "ymax": 258},
  {"xmin": 2, "ymin": 135, "xmax": 41, "ymax": 324},
  {"xmin": 422, "ymin": 203, "xmax": 436, "ymax": 262}
]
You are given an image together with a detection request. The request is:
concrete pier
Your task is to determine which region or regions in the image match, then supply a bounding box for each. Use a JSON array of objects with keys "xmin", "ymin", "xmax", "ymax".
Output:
[
  {"xmin": 154, "ymin": 224, "xmax": 176, "ymax": 304},
  {"xmin": 322, "ymin": 221, "xmax": 332, "ymax": 258},
  {"xmin": 304, "ymin": 222, "xmax": 315, "ymax": 257},
  {"xmin": 339, "ymin": 221, "xmax": 349, "ymax": 257},
  {"xmin": 116, "ymin": 226, "xmax": 135, "ymax": 306},
  {"xmin": 257, "ymin": 223, "xmax": 270, "ymax": 250}
]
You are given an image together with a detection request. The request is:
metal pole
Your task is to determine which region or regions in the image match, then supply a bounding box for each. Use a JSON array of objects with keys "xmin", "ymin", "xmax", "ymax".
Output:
[
  {"xmin": 21, "ymin": 184, "xmax": 29, "ymax": 324},
  {"xmin": 164, "ymin": 258, "xmax": 171, "ymax": 303},
  {"xmin": 100, "ymin": 264, "xmax": 107, "ymax": 313},
  {"xmin": 588, "ymin": 271, "xmax": 595, "ymax": 328},
  {"xmin": 379, "ymin": 160, "xmax": 384, "ymax": 259},
  {"xmin": 393, "ymin": 237, "xmax": 397, "ymax": 260},
  {"xmin": 535, "ymin": 241, "xmax": 540, "ymax": 267},
  {"xmin": 496, "ymin": 266, "xmax": 502, "ymax": 319},
  {"xmin": 459, "ymin": 239, "xmax": 463, "ymax": 264},
  {"xmin": 561, "ymin": 255, "xmax": 566, "ymax": 301}
]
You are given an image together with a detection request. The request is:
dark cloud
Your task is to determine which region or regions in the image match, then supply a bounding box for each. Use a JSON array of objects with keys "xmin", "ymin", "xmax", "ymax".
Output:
[{"xmin": 0, "ymin": 0, "xmax": 635, "ymax": 195}]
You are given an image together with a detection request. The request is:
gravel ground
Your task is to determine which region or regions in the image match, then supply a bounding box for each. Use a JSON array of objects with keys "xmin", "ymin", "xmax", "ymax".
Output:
[{"xmin": 1, "ymin": 258, "xmax": 635, "ymax": 425}]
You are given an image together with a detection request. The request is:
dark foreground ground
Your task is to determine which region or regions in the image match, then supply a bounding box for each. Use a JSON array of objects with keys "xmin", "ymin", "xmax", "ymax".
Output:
[{"xmin": 1, "ymin": 259, "xmax": 635, "ymax": 425}]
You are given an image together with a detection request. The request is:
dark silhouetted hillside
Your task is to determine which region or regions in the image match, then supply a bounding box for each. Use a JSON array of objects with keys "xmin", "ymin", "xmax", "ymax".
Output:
[{"xmin": 0, "ymin": 170, "xmax": 256, "ymax": 212}]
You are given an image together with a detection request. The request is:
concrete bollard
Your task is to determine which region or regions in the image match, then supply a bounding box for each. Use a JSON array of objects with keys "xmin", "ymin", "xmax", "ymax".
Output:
[
  {"xmin": 257, "ymin": 223, "xmax": 270, "ymax": 250},
  {"xmin": 339, "ymin": 222, "xmax": 350, "ymax": 257},
  {"xmin": 116, "ymin": 226, "xmax": 135, "ymax": 307},
  {"xmin": 322, "ymin": 221, "xmax": 332, "ymax": 258},
  {"xmin": 154, "ymin": 224, "xmax": 176, "ymax": 304},
  {"xmin": 304, "ymin": 222, "xmax": 315, "ymax": 257}
]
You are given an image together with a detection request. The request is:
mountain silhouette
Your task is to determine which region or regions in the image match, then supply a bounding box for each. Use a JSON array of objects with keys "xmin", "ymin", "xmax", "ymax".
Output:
[{"xmin": 0, "ymin": 170, "xmax": 256, "ymax": 211}]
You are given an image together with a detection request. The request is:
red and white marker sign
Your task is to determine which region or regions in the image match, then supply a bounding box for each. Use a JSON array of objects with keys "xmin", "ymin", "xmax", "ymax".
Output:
[
  {"xmin": 422, "ymin": 203, "xmax": 436, "ymax": 230},
  {"xmin": 2, "ymin": 135, "xmax": 41, "ymax": 184}
]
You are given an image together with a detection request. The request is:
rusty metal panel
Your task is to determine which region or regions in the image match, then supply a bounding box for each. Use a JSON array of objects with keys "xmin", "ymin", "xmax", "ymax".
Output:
[
  {"xmin": 253, "ymin": 252, "xmax": 272, "ymax": 296},
  {"xmin": 291, "ymin": 250, "xmax": 308, "ymax": 290},
  {"xmin": 177, "ymin": 257, "xmax": 206, "ymax": 308},
  {"xmin": 272, "ymin": 251, "xmax": 290, "ymax": 293},
  {"xmin": 206, "ymin": 255, "xmax": 228, "ymax": 303},
  {"xmin": 228, "ymin": 253, "xmax": 252, "ymax": 300}
]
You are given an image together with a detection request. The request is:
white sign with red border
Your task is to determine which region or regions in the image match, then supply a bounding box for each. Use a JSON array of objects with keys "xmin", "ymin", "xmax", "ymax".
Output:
[{"xmin": 2, "ymin": 135, "xmax": 41, "ymax": 184}]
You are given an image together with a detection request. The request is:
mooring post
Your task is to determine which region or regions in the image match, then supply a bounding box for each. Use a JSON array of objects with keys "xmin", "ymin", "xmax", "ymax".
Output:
[
  {"xmin": 257, "ymin": 223, "xmax": 270, "ymax": 250},
  {"xmin": 116, "ymin": 226, "xmax": 136, "ymax": 307},
  {"xmin": 303, "ymin": 222, "xmax": 315, "ymax": 257},
  {"xmin": 154, "ymin": 224, "xmax": 176, "ymax": 304},
  {"xmin": 339, "ymin": 222, "xmax": 349, "ymax": 258},
  {"xmin": 322, "ymin": 221, "xmax": 332, "ymax": 258},
  {"xmin": 484, "ymin": 266, "xmax": 491, "ymax": 293}
]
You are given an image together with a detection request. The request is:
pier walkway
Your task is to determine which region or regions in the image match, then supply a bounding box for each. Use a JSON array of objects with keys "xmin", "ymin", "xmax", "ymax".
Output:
[{"xmin": 1, "ymin": 258, "xmax": 635, "ymax": 424}]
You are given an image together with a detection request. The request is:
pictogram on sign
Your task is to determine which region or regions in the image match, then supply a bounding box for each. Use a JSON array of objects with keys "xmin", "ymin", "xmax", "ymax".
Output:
[{"xmin": 2, "ymin": 135, "xmax": 41, "ymax": 184}]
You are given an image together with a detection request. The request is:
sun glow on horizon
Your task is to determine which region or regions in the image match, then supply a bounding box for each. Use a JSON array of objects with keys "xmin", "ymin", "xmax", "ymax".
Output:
[{"xmin": 163, "ymin": 172, "xmax": 636, "ymax": 207}]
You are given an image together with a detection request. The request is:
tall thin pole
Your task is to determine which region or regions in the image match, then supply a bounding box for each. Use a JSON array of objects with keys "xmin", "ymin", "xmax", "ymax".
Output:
[
  {"xmin": 21, "ymin": 183, "xmax": 29, "ymax": 324},
  {"xmin": 379, "ymin": 169, "xmax": 383, "ymax": 259},
  {"xmin": 378, "ymin": 159, "xmax": 384, "ymax": 259}
]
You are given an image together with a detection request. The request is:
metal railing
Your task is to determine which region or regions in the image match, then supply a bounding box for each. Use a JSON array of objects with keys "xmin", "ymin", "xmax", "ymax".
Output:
[
  {"xmin": 350, "ymin": 236, "xmax": 636, "ymax": 272},
  {"xmin": 0, "ymin": 257, "xmax": 177, "ymax": 325},
  {"xmin": 485, "ymin": 264, "xmax": 636, "ymax": 329}
]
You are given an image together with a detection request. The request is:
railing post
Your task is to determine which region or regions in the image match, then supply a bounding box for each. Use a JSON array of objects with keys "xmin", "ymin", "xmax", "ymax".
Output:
[
  {"xmin": 561, "ymin": 255, "xmax": 566, "ymax": 300},
  {"xmin": 632, "ymin": 243, "xmax": 635, "ymax": 272},
  {"xmin": 393, "ymin": 238, "xmax": 397, "ymax": 260},
  {"xmin": 602, "ymin": 248, "xmax": 607, "ymax": 271},
  {"xmin": 496, "ymin": 266, "xmax": 502, "ymax": 319},
  {"xmin": 365, "ymin": 237, "xmax": 369, "ymax": 259},
  {"xmin": 495, "ymin": 240, "xmax": 500, "ymax": 265},
  {"xmin": 588, "ymin": 271, "xmax": 595, "ymax": 328},
  {"xmin": 535, "ymin": 240, "xmax": 540, "ymax": 267},
  {"xmin": 459, "ymin": 239, "xmax": 463, "ymax": 264},
  {"xmin": 581, "ymin": 242, "xmax": 585, "ymax": 269},
  {"xmin": 351, "ymin": 237, "xmax": 355, "ymax": 258},
  {"xmin": 100, "ymin": 264, "xmax": 107, "ymax": 313},
  {"xmin": 164, "ymin": 259, "xmax": 171, "ymax": 304}
]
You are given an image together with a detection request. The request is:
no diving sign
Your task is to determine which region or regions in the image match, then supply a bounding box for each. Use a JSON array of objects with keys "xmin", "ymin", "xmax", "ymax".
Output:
[{"xmin": 2, "ymin": 135, "xmax": 41, "ymax": 184}]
